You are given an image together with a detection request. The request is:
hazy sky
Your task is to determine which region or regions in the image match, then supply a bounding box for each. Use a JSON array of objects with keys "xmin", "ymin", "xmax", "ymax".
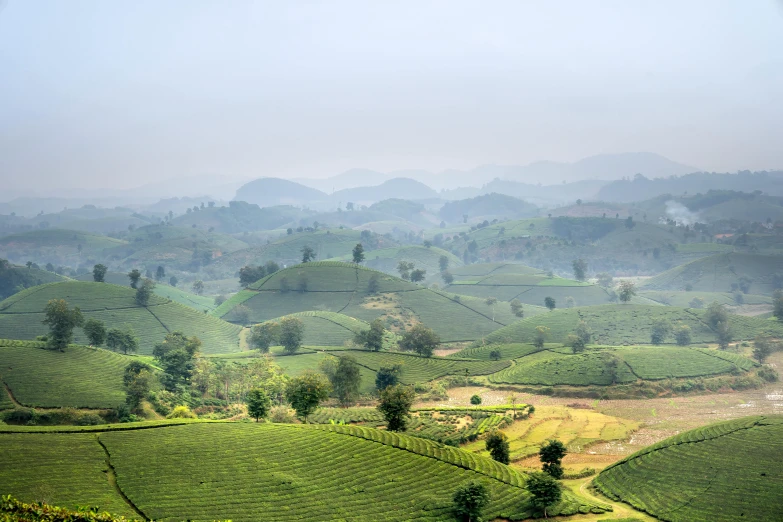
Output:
[{"xmin": 1, "ymin": 0, "xmax": 782, "ymax": 192}]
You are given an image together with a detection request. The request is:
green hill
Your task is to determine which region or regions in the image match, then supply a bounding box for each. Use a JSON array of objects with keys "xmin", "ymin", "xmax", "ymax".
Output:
[
  {"xmin": 214, "ymin": 262, "xmax": 521, "ymax": 342},
  {"xmin": 260, "ymin": 311, "xmax": 371, "ymax": 347},
  {"xmin": 483, "ymin": 304, "xmax": 783, "ymax": 346},
  {"xmin": 0, "ymin": 339, "xmax": 130, "ymax": 409},
  {"xmin": 330, "ymin": 245, "xmax": 463, "ymax": 278},
  {"xmin": 487, "ymin": 345, "xmax": 757, "ymax": 387},
  {"xmin": 170, "ymin": 201, "xmax": 315, "ymax": 233},
  {"xmin": 593, "ymin": 415, "xmax": 783, "ymax": 522},
  {"xmin": 639, "ymin": 290, "xmax": 772, "ymax": 308},
  {"xmin": 642, "ymin": 253, "xmax": 783, "ymax": 294},
  {"xmin": 0, "ymin": 422, "xmax": 607, "ymax": 521},
  {"xmin": 0, "ymin": 229, "xmax": 126, "ymax": 266},
  {"xmin": 0, "ymin": 259, "xmax": 66, "ymax": 300},
  {"xmin": 443, "ymin": 262, "xmax": 611, "ymax": 305},
  {"xmin": 0, "ymin": 282, "xmax": 241, "ymax": 354}
]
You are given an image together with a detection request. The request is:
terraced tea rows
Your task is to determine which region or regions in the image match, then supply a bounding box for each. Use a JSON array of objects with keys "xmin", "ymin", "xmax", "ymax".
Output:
[
  {"xmin": 261, "ymin": 311, "xmax": 369, "ymax": 346},
  {"xmin": 0, "ymin": 282, "xmax": 242, "ymax": 354},
  {"xmin": 448, "ymin": 342, "xmax": 545, "ymax": 360},
  {"xmin": 594, "ymin": 415, "xmax": 783, "ymax": 521},
  {"xmin": 0, "ymin": 340, "xmax": 130, "ymax": 408}
]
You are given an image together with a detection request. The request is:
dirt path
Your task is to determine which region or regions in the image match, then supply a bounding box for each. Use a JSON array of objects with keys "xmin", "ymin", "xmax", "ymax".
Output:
[{"xmin": 2, "ymin": 380, "xmax": 22, "ymax": 407}]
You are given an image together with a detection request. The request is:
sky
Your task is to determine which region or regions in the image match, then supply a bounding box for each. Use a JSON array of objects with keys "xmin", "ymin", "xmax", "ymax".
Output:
[{"xmin": 1, "ymin": 0, "xmax": 782, "ymax": 193}]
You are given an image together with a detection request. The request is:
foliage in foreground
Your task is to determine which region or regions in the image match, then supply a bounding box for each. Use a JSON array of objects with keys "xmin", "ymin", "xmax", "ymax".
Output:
[{"xmin": 0, "ymin": 495, "xmax": 137, "ymax": 522}]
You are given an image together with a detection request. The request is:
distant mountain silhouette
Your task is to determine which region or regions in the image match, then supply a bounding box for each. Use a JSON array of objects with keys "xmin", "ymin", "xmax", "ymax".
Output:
[
  {"xmin": 331, "ymin": 178, "xmax": 437, "ymax": 205},
  {"xmin": 234, "ymin": 178, "xmax": 328, "ymax": 207}
]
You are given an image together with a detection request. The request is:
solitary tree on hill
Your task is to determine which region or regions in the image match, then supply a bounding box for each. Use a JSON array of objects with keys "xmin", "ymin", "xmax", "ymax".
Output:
[
  {"xmin": 410, "ymin": 268, "xmax": 427, "ymax": 283},
  {"xmin": 155, "ymin": 265, "xmax": 166, "ymax": 281},
  {"xmin": 399, "ymin": 324, "xmax": 440, "ymax": 357},
  {"xmin": 42, "ymin": 299, "xmax": 84, "ymax": 351},
  {"xmin": 526, "ymin": 472, "xmax": 562, "ymax": 518},
  {"xmin": 135, "ymin": 279, "xmax": 156, "ymax": 306},
  {"xmin": 544, "ymin": 297, "xmax": 556, "ymax": 311},
  {"xmin": 397, "ymin": 261, "xmax": 414, "ymax": 280},
  {"xmin": 279, "ymin": 316, "xmax": 305, "ymax": 354},
  {"xmin": 375, "ymin": 364, "xmax": 402, "ymax": 391},
  {"xmin": 571, "ymin": 258, "xmax": 587, "ymax": 282},
  {"xmin": 92, "ymin": 264, "xmax": 107, "ymax": 283},
  {"xmin": 452, "ymin": 481, "xmax": 490, "ymax": 522},
  {"xmin": 192, "ymin": 280, "xmax": 204, "ymax": 295},
  {"xmin": 485, "ymin": 431, "xmax": 510, "ymax": 464},
  {"xmin": 539, "ymin": 439, "xmax": 567, "ymax": 479},
  {"xmin": 169, "ymin": 276, "xmax": 178, "ymax": 287},
  {"xmin": 331, "ymin": 356, "xmax": 362, "ymax": 406},
  {"xmin": 439, "ymin": 255, "xmax": 449, "ymax": 272},
  {"xmin": 441, "ymin": 271, "xmax": 454, "ymax": 285},
  {"xmin": 352, "ymin": 243, "xmax": 365, "ymax": 264},
  {"xmin": 377, "ymin": 384, "xmax": 416, "ymax": 431},
  {"xmin": 618, "ymin": 280, "xmax": 636, "ymax": 303},
  {"xmin": 301, "ymin": 245, "xmax": 316, "ymax": 263},
  {"xmin": 82, "ymin": 318, "xmax": 107, "ymax": 347},
  {"xmin": 123, "ymin": 361, "xmax": 152, "ymax": 411},
  {"xmin": 246, "ymin": 388, "xmax": 272, "ymax": 422},
  {"xmin": 249, "ymin": 321, "xmax": 280, "ymax": 353},
  {"xmin": 533, "ymin": 326, "xmax": 550, "ymax": 349},
  {"xmin": 510, "ymin": 298, "xmax": 524, "ymax": 318},
  {"xmin": 354, "ymin": 318, "xmax": 385, "ymax": 351},
  {"xmin": 285, "ymin": 371, "xmax": 331, "ymax": 422},
  {"xmin": 128, "ymin": 269, "xmax": 141, "ymax": 289}
]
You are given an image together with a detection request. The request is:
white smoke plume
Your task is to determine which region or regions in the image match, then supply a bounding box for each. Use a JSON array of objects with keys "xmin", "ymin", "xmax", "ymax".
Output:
[{"xmin": 664, "ymin": 200, "xmax": 701, "ymax": 226}]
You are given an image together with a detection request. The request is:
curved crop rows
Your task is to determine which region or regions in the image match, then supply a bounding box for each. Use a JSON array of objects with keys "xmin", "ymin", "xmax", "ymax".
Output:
[{"xmin": 594, "ymin": 415, "xmax": 783, "ymax": 521}]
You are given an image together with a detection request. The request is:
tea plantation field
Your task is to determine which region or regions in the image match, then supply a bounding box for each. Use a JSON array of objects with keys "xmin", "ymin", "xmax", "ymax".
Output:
[
  {"xmin": 216, "ymin": 263, "xmax": 515, "ymax": 341},
  {"xmin": 262, "ymin": 311, "xmax": 371, "ymax": 346},
  {"xmin": 0, "ymin": 282, "xmax": 242, "ymax": 354},
  {"xmin": 74, "ymin": 272, "xmax": 217, "ymax": 311},
  {"xmin": 483, "ymin": 304, "xmax": 783, "ymax": 345},
  {"xmin": 593, "ymin": 415, "xmax": 783, "ymax": 521},
  {"xmin": 488, "ymin": 346, "xmax": 758, "ymax": 386},
  {"xmin": 0, "ymin": 422, "xmax": 608, "ymax": 521},
  {"xmin": 0, "ymin": 339, "xmax": 129, "ymax": 408},
  {"xmin": 330, "ymin": 245, "xmax": 463, "ymax": 277}
]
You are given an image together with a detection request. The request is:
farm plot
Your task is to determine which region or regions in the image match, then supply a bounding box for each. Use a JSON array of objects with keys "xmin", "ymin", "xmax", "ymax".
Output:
[
  {"xmin": 618, "ymin": 347, "xmax": 754, "ymax": 380},
  {"xmin": 0, "ymin": 340, "xmax": 129, "ymax": 408},
  {"xmin": 0, "ymin": 282, "xmax": 242, "ymax": 354},
  {"xmin": 489, "ymin": 351, "xmax": 637, "ymax": 387},
  {"xmin": 593, "ymin": 415, "xmax": 783, "ymax": 522},
  {"xmin": 448, "ymin": 342, "xmax": 545, "ymax": 361},
  {"xmin": 93, "ymin": 423, "xmax": 606, "ymax": 520},
  {"xmin": 260, "ymin": 311, "xmax": 368, "ymax": 346},
  {"xmin": 0, "ymin": 433, "xmax": 134, "ymax": 517}
]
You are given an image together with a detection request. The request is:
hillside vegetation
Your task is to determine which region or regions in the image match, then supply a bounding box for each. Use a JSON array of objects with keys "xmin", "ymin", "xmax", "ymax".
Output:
[
  {"xmin": 215, "ymin": 262, "xmax": 519, "ymax": 342},
  {"xmin": 0, "ymin": 229, "xmax": 126, "ymax": 266},
  {"xmin": 332, "ymin": 245, "xmax": 463, "ymax": 278},
  {"xmin": 642, "ymin": 253, "xmax": 783, "ymax": 294},
  {"xmin": 0, "ymin": 422, "xmax": 608, "ymax": 521},
  {"xmin": 0, "ymin": 282, "xmax": 241, "ymax": 354},
  {"xmin": 594, "ymin": 415, "xmax": 783, "ymax": 521}
]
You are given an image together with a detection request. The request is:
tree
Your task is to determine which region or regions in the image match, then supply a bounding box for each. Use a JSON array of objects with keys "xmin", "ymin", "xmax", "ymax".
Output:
[
  {"xmin": 452, "ymin": 481, "xmax": 490, "ymax": 522},
  {"xmin": 489, "ymin": 349, "xmax": 501, "ymax": 361},
  {"xmin": 285, "ymin": 371, "xmax": 331, "ymax": 422},
  {"xmin": 42, "ymin": 299, "xmax": 83, "ymax": 351},
  {"xmin": 441, "ymin": 271, "xmax": 454, "ymax": 285},
  {"xmin": 674, "ymin": 324, "xmax": 692, "ymax": 346},
  {"xmin": 135, "ymin": 278, "xmax": 155, "ymax": 306},
  {"xmin": 192, "ymin": 280, "xmax": 204, "ymax": 295},
  {"xmin": 564, "ymin": 296, "xmax": 576, "ymax": 308},
  {"xmin": 571, "ymin": 258, "xmax": 587, "ymax": 281},
  {"xmin": 375, "ymin": 365, "xmax": 401, "ymax": 391},
  {"xmin": 233, "ymin": 304, "xmax": 251, "ymax": 324},
  {"xmin": 331, "ymin": 356, "xmax": 362, "ymax": 406},
  {"xmin": 168, "ymin": 276, "xmax": 178, "ymax": 287},
  {"xmin": 397, "ymin": 261, "xmax": 414, "ymax": 280},
  {"xmin": 354, "ymin": 318, "xmax": 385, "ymax": 351},
  {"xmin": 439, "ymin": 255, "xmax": 449, "ymax": 272},
  {"xmin": 279, "ymin": 316, "xmax": 305, "ymax": 354},
  {"xmin": 246, "ymin": 388, "xmax": 272, "ymax": 421},
  {"xmin": 544, "ymin": 297, "xmax": 556, "ymax": 311},
  {"xmin": 128, "ymin": 269, "xmax": 141, "ymax": 289},
  {"xmin": 82, "ymin": 318, "xmax": 106, "ymax": 346},
  {"xmin": 249, "ymin": 322, "xmax": 280, "ymax": 352},
  {"xmin": 526, "ymin": 472, "xmax": 562, "ymax": 518},
  {"xmin": 774, "ymin": 290, "xmax": 783, "ymax": 321},
  {"xmin": 301, "ymin": 245, "xmax": 316, "ymax": 263},
  {"xmin": 377, "ymin": 384, "xmax": 415, "ymax": 431},
  {"xmin": 470, "ymin": 394, "xmax": 482, "ymax": 405},
  {"xmin": 367, "ymin": 274, "xmax": 380, "ymax": 294},
  {"xmin": 410, "ymin": 268, "xmax": 427, "ymax": 283},
  {"xmin": 123, "ymin": 362, "xmax": 152, "ymax": 411},
  {"xmin": 753, "ymin": 336, "xmax": 776, "ymax": 363},
  {"xmin": 239, "ymin": 265, "xmax": 266, "ymax": 287},
  {"xmin": 650, "ymin": 318, "xmax": 671, "ymax": 345},
  {"xmin": 596, "ymin": 273, "xmax": 613, "ymax": 288},
  {"xmin": 689, "ymin": 296, "xmax": 705, "ymax": 309},
  {"xmin": 92, "ymin": 264, "xmax": 107, "ymax": 283},
  {"xmin": 716, "ymin": 321, "xmax": 732, "ymax": 350},
  {"xmin": 485, "ymin": 431, "xmax": 510, "ymax": 464},
  {"xmin": 399, "ymin": 324, "xmax": 440, "ymax": 357},
  {"xmin": 510, "ymin": 298, "xmax": 524, "ymax": 318},
  {"xmin": 153, "ymin": 332, "xmax": 201, "ymax": 390},
  {"xmin": 539, "ymin": 439, "xmax": 567, "ymax": 479},
  {"xmin": 106, "ymin": 326, "xmax": 138, "ymax": 355},
  {"xmin": 575, "ymin": 320, "xmax": 591, "ymax": 346},
  {"xmin": 566, "ymin": 334, "xmax": 585, "ymax": 353},
  {"xmin": 625, "ymin": 216, "xmax": 635, "ymax": 229},
  {"xmin": 352, "ymin": 243, "xmax": 365, "ymax": 264},
  {"xmin": 618, "ymin": 280, "xmax": 636, "ymax": 303},
  {"xmin": 533, "ymin": 326, "xmax": 550, "ymax": 349},
  {"xmin": 346, "ymin": 202, "xmax": 354, "ymax": 211},
  {"xmin": 155, "ymin": 265, "xmax": 165, "ymax": 281},
  {"xmin": 706, "ymin": 301, "xmax": 729, "ymax": 328}
]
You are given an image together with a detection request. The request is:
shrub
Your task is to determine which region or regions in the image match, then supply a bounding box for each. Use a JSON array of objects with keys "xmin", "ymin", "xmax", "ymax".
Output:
[
  {"xmin": 166, "ymin": 405, "xmax": 196, "ymax": 419},
  {"xmin": 470, "ymin": 394, "xmax": 482, "ymax": 405}
]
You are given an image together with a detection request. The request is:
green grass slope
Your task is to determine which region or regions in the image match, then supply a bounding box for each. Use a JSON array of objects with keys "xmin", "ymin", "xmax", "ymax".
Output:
[
  {"xmin": 331, "ymin": 245, "xmax": 463, "ymax": 277},
  {"xmin": 0, "ymin": 422, "xmax": 606, "ymax": 520},
  {"xmin": 0, "ymin": 260, "xmax": 67, "ymax": 300},
  {"xmin": 264, "ymin": 311, "xmax": 369, "ymax": 346},
  {"xmin": 639, "ymin": 290, "xmax": 771, "ymax": 308},
  {"xmin": 216, "ymin": 262, "xmax": 517, "ymax": 342},
  {"xmin": 484, "ymin": 304, "xmax": 783, "ymax": 345},
  {"xmin": 593, "ymin": 415, "xmax": 783, "ymax": 522},
  {"xmin": 444, "ymin": 262, "xmax": 611, "ymax": 305},
  {"xmin": 0, "ymin": 339, "xmax": 129, "ymax": 408},
  {"xmin": 642, "ymin": 253, "xmax": 783, "ymax": 294},
  {"xmin": 0, "ymin": 282, "xmax": 241, "ymax": 354},
  {"xmin": 75, "ymin": 271, "xmax": 216, "ymax": 311}
]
